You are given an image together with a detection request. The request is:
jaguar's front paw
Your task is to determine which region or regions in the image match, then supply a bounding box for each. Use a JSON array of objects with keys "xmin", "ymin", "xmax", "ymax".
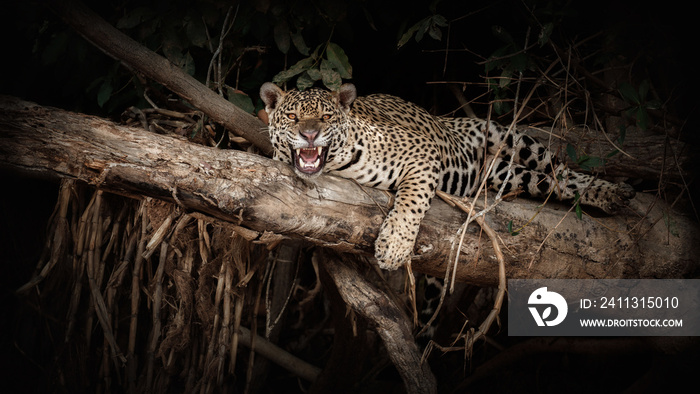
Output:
[{"xmin": 374, "ymin": 217, "xmax": 414, "ymax": 270}]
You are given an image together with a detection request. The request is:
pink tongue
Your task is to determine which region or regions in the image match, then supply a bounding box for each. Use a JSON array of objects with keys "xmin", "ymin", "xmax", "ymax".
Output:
[{"xmin": 299, "ymin": 148, "xmax": 318, "ymax": 162}]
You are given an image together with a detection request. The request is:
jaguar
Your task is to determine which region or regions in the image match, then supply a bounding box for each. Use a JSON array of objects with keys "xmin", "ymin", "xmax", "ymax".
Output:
[{"xmin": 260, "ymin": 82, "xmax": 635, "ymax": 270}]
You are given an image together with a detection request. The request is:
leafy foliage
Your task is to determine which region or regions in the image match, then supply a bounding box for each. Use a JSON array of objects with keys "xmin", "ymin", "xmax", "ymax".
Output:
[
  {"xmin": 272, "ymin": 42, "xmax": 352, "ymax": 91},
  {"xmin": 23, "ymin": 1, "xmax": 360, "ymax": 114},
  {"xmin": 397, "ymin": 14, "xmax": 448, "ymax": 49},
  {"xmin": 565, "ymin": 143, "xmax": 605, "ymax": 172},
  {"xmin": 17, "ymin": 1, "xmax": 676, "ymax": 120},
  {"xmin": 618, "ymin": 80, "xmax": 661, "ymax": 131}
]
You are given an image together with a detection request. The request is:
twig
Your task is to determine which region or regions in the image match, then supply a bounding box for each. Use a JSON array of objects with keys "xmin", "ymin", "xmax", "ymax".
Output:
[
  {"xmin": 16, "ymin": 180, "xmax": 74, "ymax": 293},
  {"xmin": 146, "ymin": 241, "xmax": 168, "ymax": 387},
  {"xmin": 264, "ymin": 246, "xmax": 301, "ymax": 337},
  {"xmin": 127, "ymin": 200, "xmax": 147, "ymax": 388},
  {"xmin": 203, "ymin": 246, "xmax": 228, "ymax": 385},
  {"xmin": 217, "ymin": 258, "xmax": 232, "ymax": 385},
  {"xmin": 236, "ymin": 325, "xmax": 321, "ymax": 382}
]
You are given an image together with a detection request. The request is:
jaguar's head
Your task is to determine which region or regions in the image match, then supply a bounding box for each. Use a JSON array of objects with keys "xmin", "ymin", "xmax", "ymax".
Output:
[{"xmin": 260, "ymin": 82, "xmax": 356, "ymax": 177}]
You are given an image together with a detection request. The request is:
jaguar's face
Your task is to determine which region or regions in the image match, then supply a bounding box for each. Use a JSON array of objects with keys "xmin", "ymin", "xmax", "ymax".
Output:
[{"xmin": 260, "ymin": 83, "xmax": 356, "ymax": 177}]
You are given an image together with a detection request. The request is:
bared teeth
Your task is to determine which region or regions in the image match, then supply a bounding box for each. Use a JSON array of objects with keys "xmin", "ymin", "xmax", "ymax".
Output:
[
  {"xmin": 298, "ymin": 156, "xmax": 320, "ymax": 169},
  {"xmin": 295, "ymin": 146, "xmax": 322, "ymax": 155},
  {"xmin": 295, "ymin": 146, "xmax": 324, "ymax": 171}
]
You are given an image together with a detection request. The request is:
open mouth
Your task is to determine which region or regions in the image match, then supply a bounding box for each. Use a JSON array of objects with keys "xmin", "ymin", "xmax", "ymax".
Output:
[{"xmin": 291, "ymin": 145, "xmax": 328, "ymax": 175}]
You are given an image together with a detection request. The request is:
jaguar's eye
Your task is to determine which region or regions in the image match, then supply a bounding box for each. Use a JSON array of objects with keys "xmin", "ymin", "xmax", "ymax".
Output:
[
  {"xmin": 287, "ymin": 113, "xmax": 297, "ymax": 120},
  {"xmin": 322, "ymin": 114, "xmax": 332, "ymax": 121}
]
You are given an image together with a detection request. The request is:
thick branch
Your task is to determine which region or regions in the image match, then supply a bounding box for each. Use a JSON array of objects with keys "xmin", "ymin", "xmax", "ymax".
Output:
[
  {"xmin": 1, "ymin": 96, "xmax": 697, "ymax": 286},
  {"xmin": 48, "ymin": 0, "xmax": 273, "ymax": 155},
  {"xmin": 320, "ymin": 251, "xmax": 436, "ymax": 394}
]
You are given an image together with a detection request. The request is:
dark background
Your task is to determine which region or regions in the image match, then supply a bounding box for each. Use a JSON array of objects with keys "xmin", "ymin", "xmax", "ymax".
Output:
[{"xmin": 1, "ymin": 0, "xmax": 697, "ymax": 392}]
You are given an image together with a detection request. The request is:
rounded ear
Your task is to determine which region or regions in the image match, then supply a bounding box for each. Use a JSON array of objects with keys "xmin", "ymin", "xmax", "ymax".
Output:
[
  {"xmin": 337, "ymin": 83, "xmax": 357, "ymax": 112},
  {"xmin": 260, "ymin": 82, "xmax": 285, "ymax": 112}
]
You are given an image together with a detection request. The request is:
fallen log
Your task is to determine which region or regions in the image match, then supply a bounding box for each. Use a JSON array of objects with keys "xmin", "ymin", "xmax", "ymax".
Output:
[{"xmin": 0, "ymin": 95, "xmax": 697, "ymax": 286}]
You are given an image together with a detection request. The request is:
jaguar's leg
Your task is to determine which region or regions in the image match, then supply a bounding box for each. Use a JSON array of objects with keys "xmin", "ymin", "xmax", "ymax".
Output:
[{"xmin": 374, "ymin": 166, "xmax": 440, "ymax": 270}]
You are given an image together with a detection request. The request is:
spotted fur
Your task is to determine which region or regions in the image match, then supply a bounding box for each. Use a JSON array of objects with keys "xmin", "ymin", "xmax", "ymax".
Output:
[{"xmin": 260, "ymin": 83, "xmax": 635, "ymax": 270}]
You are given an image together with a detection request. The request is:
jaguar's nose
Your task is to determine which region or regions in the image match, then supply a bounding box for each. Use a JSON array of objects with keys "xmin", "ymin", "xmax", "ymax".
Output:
[
  {"xmin": 301, "ymin": 129, "xmax": 318, "ymax": 143},
  {"xmin": 299, "ymin": 120, "xmax": 321, "ymax": 144}
]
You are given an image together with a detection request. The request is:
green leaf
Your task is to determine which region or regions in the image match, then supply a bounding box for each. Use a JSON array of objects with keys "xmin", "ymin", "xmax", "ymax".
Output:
[
  {"xmin": 306, "ymin": 67, "xmax": 323, "ymax": 81},
  {"xmin": 566, "ymin": 143, "xmax": 578, "ymax": 162},
  {"xmin": 415, "ymin": 18, "xmax": 431, "ymax": 42},
  {"xmin": 291, "ymin": 30, "xmax": 310, "ymax": 55},
  {"xmin": 428, "ymin": 24, "xmax": 442, "ymax": 41},
  {"xmin": 397, "ymin": 15, "xmax": 446, "ymax": 48},
  {"xmin": 606, "ymin": 149, "xmax": 620, "ymax": 158},
  {"xmin": 432, "ymin": 14, "xmax": 448, "ymax": 27},
  {"xmin": 493, "ymin": 99, "xmax": 511, "ymax": 116},
  {"xmin": 428, "ymin": 0, "xmax": 440, "ymax": 14},
  {"xmin": 272, "ymin": 57, "xmax": 315, "ymax": 84},
  {"xmin": 397, "ymin": 20, "xmax": 423, "ymax": 49},
  {"xmin": 41, "ymin": 31, "xmax": 69, "ymax": 65},
  {"xmin": 509, "ymin": 53, "xmax": 531, "ymax": 73},
  {"xmin": 538, "ymin": 23, "xmax": 553, "ymax": 46},
  {"xmin": 578, "ymin": 155, "xmax": 605, "ymax": 171},
  {"xmin": 325, "ymin": 42, "xmax": 352, "ymax": 79},
  {"xmin": 296, "ymin": 71, "xmax": 316, "ymax": 91},
  {"xmin": 638, "ymin": 79, "xmax": 650, "ymax": 100},
  {"xmin": 427, "ymin": 15, "xmax": 448, "ymax": 41},
  {"xmin": 163, "ymin": 45, "xmax": 183, "ymax": 65},
  {"xmin": 361, "ymin": 5, "xmax": 378, "ymax": 31},
  {"xmin": 97, "ymin": 80, "xmax": 113, "ymax": 108},
  {"xmin": 273, "ymin": 20, "xmax": 291, "ymax": 54},
  {"xmin": 618, "ymin": 82, "xmax": 640, "ymax": 105},
  {"xmin": 636, "ymin": 107, "xmax": 650, "ymax": 130},
  {"xmin": 185, "ymin": 51, "xmax": 195, "ymax": 75},
  {"xmin": 163, "ymin": 46, "xmax": 195, "ymax": 76},
  {"xmin": 185, "ymin": 17, "xmax": 208, "ymax": 48},
  {"xmin": 484, "ymin": 45, "xmax": 511, "ymax": 73},
  {"xmin": 320, "ymin": 59, "xmax": 342, "ymax": 91},
  {"xmin": 663, "ymin": 212, "xmax": 680, "ymax": 237},
  {"xmin": 499, "ymin": 68, "xmax": 512, "ymax": 88},
  {"xmin": 226, "ymin": 88, "xmax": 255, "ymax": 113},
  {"xmin": 492, "ymin": 25, "xmax": 515, "ymax": 45},
  {"xmin": 507, "ymin": 220, "xmax": 520, "ymax": 236},
  {"xmin": 646, "ymin": 99, "xmax": 662, "ymax": 110},
  {"xmin": 617, "ymin": 125, "xmax": 627, "ymax": 144}
]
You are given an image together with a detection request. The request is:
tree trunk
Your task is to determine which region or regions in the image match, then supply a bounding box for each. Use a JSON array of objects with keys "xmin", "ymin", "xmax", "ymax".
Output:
[
  {"xmin": 1, "ymin": 95, "xmax": 697, "ymax": 287},
  {"xmin": 318, "ymin": 250, "xmax": 437, "ymax": 394}
]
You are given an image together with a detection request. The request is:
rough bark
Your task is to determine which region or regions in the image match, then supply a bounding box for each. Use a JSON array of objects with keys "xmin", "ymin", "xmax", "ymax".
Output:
[{"xmin": 1, "ymin": 95, "xmax": 697, "ymax": 287}]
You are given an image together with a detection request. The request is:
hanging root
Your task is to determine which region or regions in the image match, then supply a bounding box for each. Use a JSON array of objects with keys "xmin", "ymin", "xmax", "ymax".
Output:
[{"xmin": 422, "ymin": 191, "xmax": 507, "ymax": 362}]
